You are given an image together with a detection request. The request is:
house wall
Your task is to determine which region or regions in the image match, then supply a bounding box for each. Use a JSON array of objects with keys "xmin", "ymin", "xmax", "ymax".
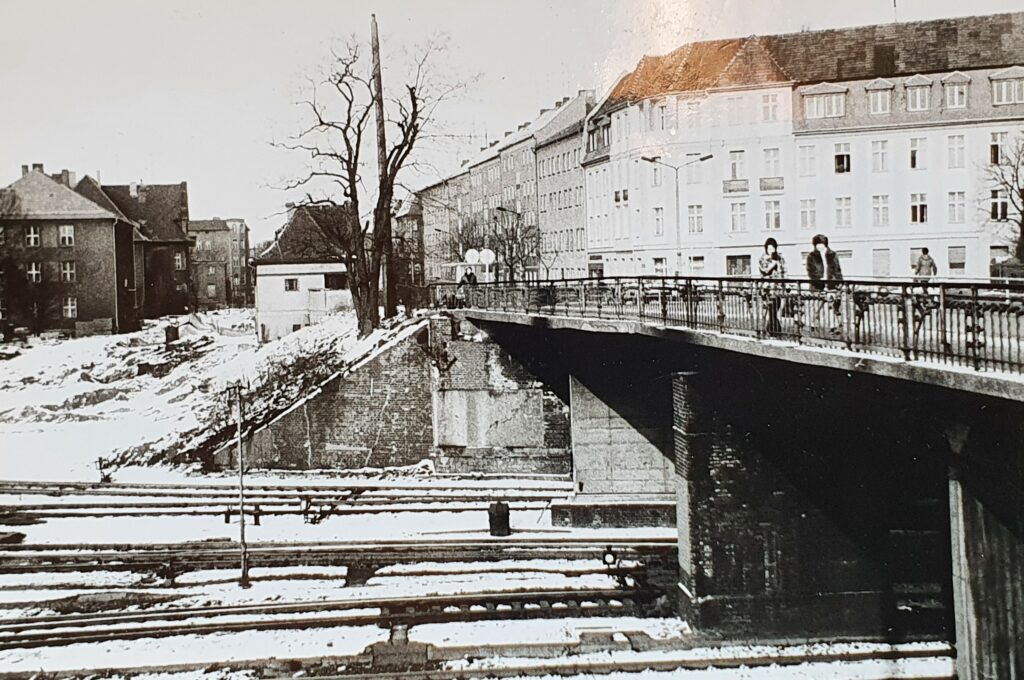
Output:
[
  {"xmin": 143, "ymin": 242, "xmax": 191, "ymax": 318},
  {"xmin": 0, "ymin": 218, "xmax": 119, "ymax": 332},
  {"xmin": 191, "ymin": 228, "xmax": 232, "ymax": 309},
  {"xmin": 255, "ymin": 262, "xmax": 351, "ymax": 342}
]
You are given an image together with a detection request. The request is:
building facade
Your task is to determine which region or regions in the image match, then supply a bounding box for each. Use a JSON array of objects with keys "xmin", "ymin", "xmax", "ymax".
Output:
[
  {"xmin": 0, "ymin": 166, "xmax": 137, "ymax": 335},
  {"xmin": 188, "ymin": 219, "xmax": 232, "ymax": 309},
  {"xmin": 536, "ymin": 91, "xmax": 594, "ymax": 279},
  {"xmin": 583, "ymin": 12, "xmax": 1024, "ymax": 279},
  {"xmin": 420, "ymin": 171, "xmax": 470, "ymax": 283},
  {"xmin": 225, "ymin": 219, "xmax": 252, "ymax": 306}
]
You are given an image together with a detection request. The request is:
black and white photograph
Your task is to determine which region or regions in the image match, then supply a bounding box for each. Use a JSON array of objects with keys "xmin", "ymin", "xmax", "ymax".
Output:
[{"xmin": 0, "ymin": 1, "xmax": 1022, "ymax": 678}]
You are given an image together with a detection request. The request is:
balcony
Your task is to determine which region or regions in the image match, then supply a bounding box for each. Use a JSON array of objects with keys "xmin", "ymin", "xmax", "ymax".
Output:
[
  {"xmin": 722, "ymin": 179, "xmax": 749, "ymax": 194},
  {"xmin": 760, "ymin": 177, "xmax": 785, "ymax": 192}
]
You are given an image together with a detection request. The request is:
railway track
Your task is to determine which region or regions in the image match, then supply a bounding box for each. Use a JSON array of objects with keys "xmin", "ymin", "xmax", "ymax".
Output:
[
  {"xmin": 0, "ymin": 537, "xmax": 677, "ymax": 574},
  {"xmin": 0, "ymin": 587, "xmax": 643, "ymax": 651}
]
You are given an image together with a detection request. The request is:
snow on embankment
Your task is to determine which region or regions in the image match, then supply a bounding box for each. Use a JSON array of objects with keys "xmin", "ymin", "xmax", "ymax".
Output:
[{"xmin": 0, "ymin": 310, "xmax": 426, "ymax": 482}]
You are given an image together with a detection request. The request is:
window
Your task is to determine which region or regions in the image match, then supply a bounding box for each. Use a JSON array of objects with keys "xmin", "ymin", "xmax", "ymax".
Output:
[
  {"xmin": 763, "ymin": 200, "xmax": 781, "ymax": 230},
  {"xmin": 0, "ymin": 226, "xmax": 4, "ymax": 245},
  {"xmin": 835, "ymin": 197, "xmax": 852, "ymax": 228},
  {"xmin": 907, "ymin": 85, "xmax": 930, "ymax": 111},
  {"xmin": 206, "ymin": 284, "xmax": 216, "ymax": 298},
  {"xmin": 948, "ymin": 191, "xmax": 966, "ymax": 224},
  {"xmin": 729, "ymin": 150, "xmax": 746, "ymax": 180},
  {"xmin": 730, "ymin": 202, "xmax": 747, "ymax": 232},
  {"xmin": 653, "ymin": 207, "xmax": 664, "ymax": 237},
  {"xmin": 872, "ymin": 195, "xmax": 890, "ymax": 227},
  {"xmin": 947, "ymin": 135, "xmax": 965, "ymax": 169},
  {"xmin": 991, "ymin": 190, "xmax": 1009, "ymax": 221},
  {"xmin": 25, "ymin": 225, "xmax": 40, "ymax": 247},
  {"xmin": 687, "ymin": 205, "xmax": 704, "ymax": 233},
  {"xmin": 993, "ymin": 78, "xmax": 1024, "ymax": 105},
  {"xmin": 871, "ymin": 141, "xmax": 888, "ymax": 172},
  {"xmin": 763, "ymin": 148, "xmax": 780, "ymax": 177},
  {"xmin": 657, "ymin": 103, "xmax": 668, "ymax": 131},
  {"xmin": 910, "ymin": 137, "xmax": 926, "ymax": 169},
  {"xmin": 59, "ymin": 225, "xmax": 74, "ymax": 246},
  {"xmin": 726, "ymin": 96, "xmax": 744, "ymax": 125},
  {"xmin": 60, "ymin": 261, "xmax": 75, "ymax": 282},
  {"xmin": 798, "ymin": 145, "xmax": 816, "ymax": 176},
  {"xmin": 805, "ymin": 93, "xmax": 845, "ymax": 119},
  {"xmin": 62, "ymin": 296, "xmax": 77, "ymax": 319},
  {"xmin": 991, "ymin": 132, "xmax": 1008, "ymax": 165},
  {"xmin": 872, "ymin": 249, "xmax": 891, "ymax": 277},
  {"xmin": 292, "ymin": 324, "xmax": 302, "ymax": 332},
  {"xmin": 991, "ymin": 245, "xmax": 1012, "ymax": 263},
  {"xmin": 652, "ymin": 166, "xmax": 662, "ymax": 187},
  {"xmin": 834, "ymin": 143, "xmax": 851, "ymax": 174},
  {"xmin": 689, "ymin": 255, "xmax": 705, "ymax": 272},
  {"xmin": 911, "ymin": 193, "xmax": 928, "ymax": 223},
  {"xmin": 948, "ymin": 246, "xmax": 966, "ymax": 274},
  {"xmin": 726, "ymin": 255, "xmax": 751, "ymax": 276},
  {"xmin": 869, "ymin": 89, "xmax": 891, "ymax": 115},
  {"xmin": 762, "ymin": 94, "xmax": 778, "ymax": 121},
  {"xmin": 27, "ymin": 262, "xmax": 41, "ymax": 283},
  {"xmin": 945, "ymin": 83, "xmax": 967, "ymax": 109},
  {"xmin": 174, "ymin": 252, "xmax": 186, "ymax": 270},
  {"xmin": 207, "ymin": 265, "xmax": 215, "ymax": 276},
  {"xmin": 284, "ymin": 278, "xmax": 299, "ymax": 291},
  {"xmin": 653, "ymin": 258, "xmax": 667, "ymax": 276},
  {"xmin": 799, "ymin": 199, "xmax": 816, "ymax": 230}
]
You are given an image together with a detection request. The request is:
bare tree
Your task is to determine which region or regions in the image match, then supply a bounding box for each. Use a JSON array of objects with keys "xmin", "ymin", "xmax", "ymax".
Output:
[
  {"xmin": 984, "ymin": 133, "xmax": 1024, "ymax": 261},
  {"xmin": 279, "ymin": 33, "xmax": 463, "ymax": 336},
  {"xmin": 491, "ymin": 210, "xmax": 540, "ymax": 284}
]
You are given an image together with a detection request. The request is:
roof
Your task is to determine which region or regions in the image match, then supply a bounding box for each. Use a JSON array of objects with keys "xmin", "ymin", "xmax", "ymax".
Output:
[
  {"xmin": 595, "ymin": 11, "xmax": 1024, "ymax": 115},
  {"xmin": 395, "ymin": 195, "xmax": 421, "ymax": 219},
  {"xmin": 189, "ymin": 219, "xmax": 230, "ymax": 232},
  {"xmin": 0, "ymin": 170, "xmax": 118, "ymax": 221},
  {"xmin": 100, "ymin": 182, "xmax": 189, "ymax": 242},
  {"xmin": 74, "ymin": 175, "xmax": 131, "ymax": 222},
  {"xmin": 534, "ymin": 91, "xmax": 595, "ymax": 148},
  {"xmin": 256, "ymin": 204, "xmax": 354, "ymax": 264}
]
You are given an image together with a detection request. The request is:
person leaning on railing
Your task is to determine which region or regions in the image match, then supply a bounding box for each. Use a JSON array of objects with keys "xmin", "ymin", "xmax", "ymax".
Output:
[
  {"xmin": 759, "ymin": 237, "xmax": 787, "ymax": 336},
  {"xmin": 805, "ymin": 233, "xmax": 844, "ymax": 334}
]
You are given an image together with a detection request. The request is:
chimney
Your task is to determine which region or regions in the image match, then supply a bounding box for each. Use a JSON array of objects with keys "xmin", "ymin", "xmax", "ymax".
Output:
[
  {"xmin": 96, "ymin": 170, "xmax": 102, "ymax": 184},
  {"xmin": 562, "ymin": 96, "xmax": 570, "ymax": 105},
  {"xmin": 129, "ymin": 182, "xmax": 139, "ymax": 198},
  {"xmin": 21, "ymin": 165, "xmax": 28, "ymax": 177},
  {"xmin": 539, "ymin": 108, "xmax": 550, "ymax": 116},
  {"xmin": 517, "ymin": 123, "xmax": 528, "ymax": 131},
  {"xmin": 55, "ymin": 169, "xmax": 76, "ymax": 187},
  {"xmin": 31, "ymin": 163, "xmax": 44, "ymax": 173},
  {"xmin": 504, "ymin": 130, "xmax": 512, "ymax": 137},
  {"xmin": 285, "ymin": 202, "xmax": 296, "ymax": 221}
]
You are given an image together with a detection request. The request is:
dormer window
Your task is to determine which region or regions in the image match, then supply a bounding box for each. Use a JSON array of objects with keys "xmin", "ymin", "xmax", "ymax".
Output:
[
  {"xmin": 865, "ymin": 78, "xmax": 893, "ymax": 115},
  {"xmin": 942, "ymin": 72, "xmax": 971, "ymax": 109},
  {"xmin": 991, "ymin": 66, "xmax": 1024, "ymax": 105},
  {"xmin": 802, "ymin": 83, "xmax": 847, "ymax": 119}
]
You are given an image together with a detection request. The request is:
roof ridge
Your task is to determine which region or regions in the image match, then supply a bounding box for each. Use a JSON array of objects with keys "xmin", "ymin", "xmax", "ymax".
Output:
[{"xmin": 710, "ymin": 35, "xmax": 755, "ymax": 88}]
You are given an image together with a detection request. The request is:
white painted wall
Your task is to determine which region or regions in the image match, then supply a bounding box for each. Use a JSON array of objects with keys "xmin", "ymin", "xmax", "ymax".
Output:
[{"xmin": 255, "ymin": 262, "xmax": 351, "ymax": 342}]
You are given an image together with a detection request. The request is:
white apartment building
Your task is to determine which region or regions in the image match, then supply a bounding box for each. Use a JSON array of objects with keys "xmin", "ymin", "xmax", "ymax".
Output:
[{"xmin": 584, "ymin": 13, "xmax": 1024, "ymax": 279}]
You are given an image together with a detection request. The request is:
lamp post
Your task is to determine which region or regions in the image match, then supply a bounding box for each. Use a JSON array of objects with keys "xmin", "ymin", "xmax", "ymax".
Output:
[{"xmin": 640, "ymin": 153, "xmax": 713, "ymax": 275}]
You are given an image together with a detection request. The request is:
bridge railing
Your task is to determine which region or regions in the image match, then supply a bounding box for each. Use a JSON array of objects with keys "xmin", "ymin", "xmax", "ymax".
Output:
[{"xmin": 431, "ymin": 276, "xmax": 1024, "ymax": 375}]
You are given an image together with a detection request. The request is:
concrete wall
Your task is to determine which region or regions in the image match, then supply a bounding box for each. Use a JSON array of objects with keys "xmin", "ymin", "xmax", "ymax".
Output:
[
  {"xmin": 233, "ymin": 324, "xmax": 435, "ymax": 470},
  {"xmin": 570, "ymin": 375, "xmax": 673, "ymax": 495},
  {"xmin": 430, "ymin": 317, "xmax": 571, "ymax": 475}
]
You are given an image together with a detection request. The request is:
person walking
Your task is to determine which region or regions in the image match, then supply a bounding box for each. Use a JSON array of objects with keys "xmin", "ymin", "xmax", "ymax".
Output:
[
  {"xmin": 805, "ymin": 234, "xmax": 844, "ymax": 332},
  {"xmin": 758, "ymin": 237, "xmax": 786, "ymax": 336},
  {"xmin": 914, "ymin": 247, "xmax": 938, "ymax": 281}
]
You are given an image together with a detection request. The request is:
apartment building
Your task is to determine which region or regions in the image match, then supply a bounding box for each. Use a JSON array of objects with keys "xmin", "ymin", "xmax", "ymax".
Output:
[
  {"xmin": 420, "ymin": 170, "xmax": 469, "ymax": 283},
  {"xmin": 536, "ymin": 91, "xmax": 595, "ymax": 279},
  {"xmin": 584, "ymin": 12, "xmax": 1024, "ymax": 279}
]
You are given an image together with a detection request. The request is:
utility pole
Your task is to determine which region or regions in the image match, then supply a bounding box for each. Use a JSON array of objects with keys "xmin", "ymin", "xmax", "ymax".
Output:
[
  {"xmin": 371, "ymin": 14, "xmax": 398, "ymax": 318},
  {"xmin": 233, "ymin": 383, "xmax": 250, "ymax": 588}
]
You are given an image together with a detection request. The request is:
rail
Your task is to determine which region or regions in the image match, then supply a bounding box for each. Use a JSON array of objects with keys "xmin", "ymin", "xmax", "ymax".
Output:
[{"xmin": 432, "ymin": 275, "xmax": 1024, "ymax": 375}]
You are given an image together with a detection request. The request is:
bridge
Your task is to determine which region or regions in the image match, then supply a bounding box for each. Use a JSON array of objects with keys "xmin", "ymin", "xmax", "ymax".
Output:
[{"xmin": 433, "ymin": 275, "xmax": 1024, "ymax": 680}]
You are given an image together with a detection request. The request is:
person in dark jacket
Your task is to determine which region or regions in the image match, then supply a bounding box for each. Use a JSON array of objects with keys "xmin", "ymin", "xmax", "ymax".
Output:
[
  {"xmin": 805, "ymin": 234, "xmax": 844, "ymax": 332},
  {"xmin": 759, "ymin": 237, "xmax": 786, "ymax": 335}
]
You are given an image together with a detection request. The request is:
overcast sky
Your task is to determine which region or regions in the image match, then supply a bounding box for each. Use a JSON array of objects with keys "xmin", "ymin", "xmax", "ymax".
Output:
[{"xmin": 2, "ymin": 0, "xmax": 1021, "ymax": 242}]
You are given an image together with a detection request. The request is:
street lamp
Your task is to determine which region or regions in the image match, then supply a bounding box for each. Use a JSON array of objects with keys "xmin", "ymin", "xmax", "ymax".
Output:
[{"xmin": 640, "ymin": 153, "xmax": 713, "ymax": 275}]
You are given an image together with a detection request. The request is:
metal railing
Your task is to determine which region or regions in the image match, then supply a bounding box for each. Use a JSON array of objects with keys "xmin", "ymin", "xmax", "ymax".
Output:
[{"xmin": 431, "ymin": 276, "xmax": 1024, "ymax": 375}]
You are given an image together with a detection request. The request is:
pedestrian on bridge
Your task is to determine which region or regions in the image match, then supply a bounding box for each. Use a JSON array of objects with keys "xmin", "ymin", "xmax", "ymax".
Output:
[
  {"xmin": 805, "ymin": 234, "xmax": 844, "ymax": 334},
  {"xmin": 759, "ymin": 237, "xmax": 787, "ymax": 336}
]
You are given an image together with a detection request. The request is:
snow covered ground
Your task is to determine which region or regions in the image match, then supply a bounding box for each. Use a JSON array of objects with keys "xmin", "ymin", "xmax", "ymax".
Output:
[{"xmin": 0, "ymin": 309, "xmax": 440, "ymax": 482}]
